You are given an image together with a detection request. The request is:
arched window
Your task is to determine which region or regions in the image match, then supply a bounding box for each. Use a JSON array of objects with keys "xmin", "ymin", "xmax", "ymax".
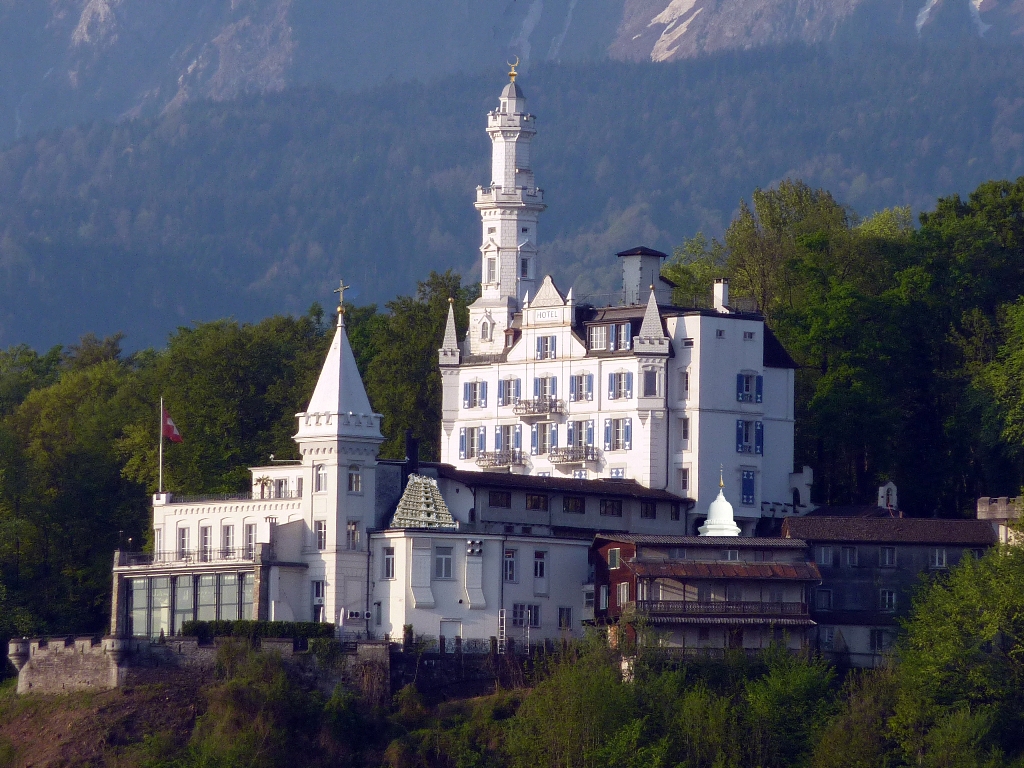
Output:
[
  {"xmin": 348, "ymin": 464, "xmax": 362, "ymax": 493},
  {"xmin": 314, "ymin": 464, "xmax": 327, "ymax": 493},
  {"xmin": 481, "ymin": 322, "xmax": 490, "ymax": 340}
]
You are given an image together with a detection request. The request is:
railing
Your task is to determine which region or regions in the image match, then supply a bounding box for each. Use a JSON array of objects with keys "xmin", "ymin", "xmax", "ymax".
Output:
[
  {"xmin": 634, "ymin": 600, "xmax": 809, "ymax": 617},
  {"xmin": 167, "ymin": 490, "xmax": 302, "ymax": 504},
  {"xmin": 476, "ymin": 450, "xmax": 526, "ymax": 468},
  {"xmin": 117, "ymin": 548, "xmax": 256, "ymax": 567},
  {"xmin": 513, "ymin": 397, "xmax": 564, "ymax": 416},
  {"xmin": 477, "ymin": 185, "xmax": 543, "ymax": 199},
  {"xmin": 548, "ymin": 446, "xmax": 598, "ymax": 464}
]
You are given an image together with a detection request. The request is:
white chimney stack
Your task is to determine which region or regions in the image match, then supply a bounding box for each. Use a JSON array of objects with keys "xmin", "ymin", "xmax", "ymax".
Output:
[{"xmin": 713, "ymin": 278, "xmax": 729, "ymax": 313}]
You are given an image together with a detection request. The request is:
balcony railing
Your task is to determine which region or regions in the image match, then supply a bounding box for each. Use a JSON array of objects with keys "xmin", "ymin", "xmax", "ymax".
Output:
[
  {"xmin": 168, "ymin": 490, "xmax": 302, "ymax": 504},
  {"xmin": 117, "ymin": 548, "xmax": 256, "ymax": 567},
  {"xmin": 513, "ymin": 396, "xmax": 564, "ymax": 417},
  {"xmin": 634, "ymin": 600, "xmax": 809, "ymax": 617},
  {"xmin": 476, "ymin": 450, "xmax": 526, "ymax": 468},
  {"xmin": 548, "ymin": 445, "xmax": 598, "ymax": 465}
]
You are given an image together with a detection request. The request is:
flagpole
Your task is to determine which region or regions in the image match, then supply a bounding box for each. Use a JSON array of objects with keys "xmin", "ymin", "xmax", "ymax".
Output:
[{"xmin": 159, "ymin": 396, "xmax": 164, "ymax": 494}]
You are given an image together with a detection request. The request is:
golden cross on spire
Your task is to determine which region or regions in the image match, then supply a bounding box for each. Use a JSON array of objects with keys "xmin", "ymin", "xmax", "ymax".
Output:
[{"xmin": 507, "ymin": 56, "xmax": 519, "ymax": 82}]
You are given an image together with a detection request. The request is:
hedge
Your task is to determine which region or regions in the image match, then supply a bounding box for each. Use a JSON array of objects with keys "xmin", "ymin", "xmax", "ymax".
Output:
[{"xmin": 180, "ymin": 620, "xmax": 335, "ymax": 643}]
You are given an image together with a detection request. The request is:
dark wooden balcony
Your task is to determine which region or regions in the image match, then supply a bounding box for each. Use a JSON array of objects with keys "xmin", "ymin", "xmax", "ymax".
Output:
[{"xmin": 634, "ymin": 600, "xmax": 809, "ymax": 618}]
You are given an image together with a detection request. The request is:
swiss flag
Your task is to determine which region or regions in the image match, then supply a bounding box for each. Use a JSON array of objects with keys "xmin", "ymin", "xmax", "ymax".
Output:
[{"xmin": 162, "ymin": 407, "xmax": 183, "ymax": 443}]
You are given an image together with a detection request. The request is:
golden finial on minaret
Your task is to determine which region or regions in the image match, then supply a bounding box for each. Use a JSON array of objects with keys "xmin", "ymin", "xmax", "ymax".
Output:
[
  {"xmin": 507, "ymin": 56, "xmax": 520, "ymax": 82},
  {"xmin": 719, "ymin": 464, "xmax": 725, "ymax": 488}
]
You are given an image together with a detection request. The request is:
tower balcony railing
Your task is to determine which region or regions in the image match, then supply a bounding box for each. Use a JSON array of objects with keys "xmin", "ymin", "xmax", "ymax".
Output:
[
  {"xmin": 548, "ymin": 446, "xmax": 598, "ymax": 465},
  {"xmin": 513, "ymin": 396, "xmax": 564, "ymax": 417},
  {"xmin": 476, "ymin": 450, "xmax": 526, "ymax": 468},
  {"xmin": 476, "ymin": 185, "xmax": 544, "ymax": 204}
]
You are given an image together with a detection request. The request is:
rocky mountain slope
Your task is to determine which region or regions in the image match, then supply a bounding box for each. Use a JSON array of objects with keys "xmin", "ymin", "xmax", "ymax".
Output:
[{"xmin": 1, "ymin": 0, "xmax": 1023, "ymax": 147}]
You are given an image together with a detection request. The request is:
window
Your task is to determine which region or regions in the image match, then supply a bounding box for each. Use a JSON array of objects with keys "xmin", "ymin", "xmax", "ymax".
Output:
[
  {"xmin": 200, "ymin": 526, "xmax": 212, "ymax": 562},
  {"xmin": 682, "ymin": 338, "xmax": 694, "ymax": 348},
  {"xmin": 512, "ymin": 604, "xmax": 541, "ymax": 628},
  {"xmin": 558, "ymin": 606, "xmax": 573, "ymax": 630},
  {"xmin": 382, "ymin": 547, "xmax": 395, "ymax": 579},
  {"xmin": 563, "ymin": 495, "xmax": 585, "ymax": 514},
  {"xmin": 178, "ymin": 527, "xmax": 190, "ymax": 559},
  {"xmin": 487, "ymin": 226, "xmax": 496, "ymax": 234},
  {"xmin": 744, "ymin": 331, "xmax": 755, "ymax": 340},
  {"xmin": 599, "ymin": 585, "xmax": 609, "ymax": 610},
  {"xmin": 880, "ymin": 589, "xmax": 897, "ymax": 611},
  {"xmin": 741, "ymin": 470, "xmax": 755, "ymax": 505},
  {"xmin": 614, "ymin": 323, "xmax": 632, "ymax": 350},
  {"xmin": 244, "ymin": 524, "xmax": 256, "ymax": 560},
  {"xmin": 680, "ymin": 370, "xmax": 690, "ymax": 397},
  {"xmin": 870, "ymin": 629, "xmax": 891, "ymax": 652},
  {"xmin": 463, "ymin": 426, "xmax": 484, "ymax": 459},
  {"xmin": 522, "ymin": 227, "xmax": 529, "ymax": 233},
  {"xmin": 816, "ymin": 589, "xmax": 833, "ymax": 610},
  {"xmin": 486, "ymin": 258, "xmax": 496, "ymax": 284},
  {"xmin": 816, "ymin": 546, "xmax": 834, "ymax": 566},
  {"xmin": 273, "ymin": 478, "xmax": 288, "ymax": 498},
  {"xmin": 716, "ymin": 329, "xmax": 725, "ymax": 339},
  {"xmin": 526, "ymin": 494, "xmax": 548, "ymax": 511},
  {"xmin": 434, "ymin": 547, "xmax": 453, "ymax": 579},
  {"xmin": 533, "ymin": 422, "xmax": 556, "ymax": 455},
  {"xmin": 489, "ymin": 491, "xmax": 511, "ymax": 508},
  {"xmin": 608, "ymin": 371, "xmax": 633, "ymax": 400},
  {"xmin": 608, "ymin": 548, "xmax": 621, "ymax": 569},
  {"xmin": 671, "ymin": 503, "xmax": 681, "ymax": 522},
  {"xmin": 725, "ymin": 549, "xmax": 740, "ymax": 562},
  {"xmin": 641, "ymin": 502, "xmax": 656, "ymax": 519},
  {"xmin": 567, "ymin": 420, "xmax": 593, "ymax": 448},
  {"xmin": 463, "ymin": 381, "xmax": 487, "ymax": 409},
  {"xmin": 600, "ymin": 499, "xmax": 623, "ymax": 517},
  {"xmin": 819, "ymin": 627, "xmax": 835, "ymax": 649},
  {"xmin": 346, "ymin": 521, "xmax": 360, "ymax": 550},
  {"xmin": 536, "ymin": 335, "xmax": 557, "ymax": 360},
  {"xmin": 679, "ymin": 469, "xmax": 689, "ymax": 493},
  {"xmin": 521, "ymin": 258, "xmax": 530, "ymax": 278},
  {"xmin": 642, "ymin": 369, "xmax": 659, "ymax": 397},
  {"xmin": 726, "ymin": 584, "xmax": 742, "ymax": 602},
  {"xmin": 534, "ymin": 551, "xmax": 546, "ymax": 578},
  {"xmin": 736, "ymin": 420, "xmax": 763, "ymax": 454},
  {"xmin": 348, "ymin": 465, "xmax": 362, "ymax": 493},
  {"xmin": 736, "ymin": 373, "xmax": 763, "ymax": 403},
  {"xmin": 315, "ymin": 464, "xmax": 327, "ymax": 492},
  {"xmin": 588, "ymin": 325, "xmax": 608, "ymax": 350},
  {"xmin": 841, "ymin": 546, "xmax": 859, "ymax": 567},
  {"xmin": 605, "ymin": 418, "xmax": 632, "ymax": 451},
  {"xmin": 929, "ymin": 548, "xmax": 947, "ymax": 569},
  {"xmin": 497, "ymin": 378, "xmax": 521, "ymax": 405},
  {"xmin": 503, "ymin": 549, "xmax": 517, "ymax": 582},
  {"xmin": 534, "ymin": 375, "xmax": 557, "ymax": 399},
  {"xmin": 498, "ymin": 424, "xmax": 518, "ymax": 453},
  {"xmin": 680, "ymin": 416, "xmax": 690, "ymax": 447},
  {"xmin": 569, "ymin": 374, "xmax": 594, "ymax": 402},
  {"xmin": 296, "ymin": 477, "xmax": 303, "ymax": 497},
  {"xmin": 221, "ymin": 525, "xmax": 235, "ymax": 557},
  {"xmin": 617, "ymin": 582, "xmax": 630, "ymax": 606},
  {"xmin": 374, "ymin": 602, "xmax": 382, "ymax": 626},
  {"xmin": 880, "ymin": 546, "xmax": 897, "ymax": 567}
]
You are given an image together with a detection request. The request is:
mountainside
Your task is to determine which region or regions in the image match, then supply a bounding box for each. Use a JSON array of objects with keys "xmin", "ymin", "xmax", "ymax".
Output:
[
  {"xmin": 2, "ymin": 0, "xmax": 1023, "ymax": 146},
  {"xmin": 1, "ymin": 42, "xmax": 1023, "ymax": 351}
]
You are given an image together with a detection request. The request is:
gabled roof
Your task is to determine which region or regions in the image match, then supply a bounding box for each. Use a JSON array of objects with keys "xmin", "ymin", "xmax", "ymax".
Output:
[
  {"xmin": 530, "ymin": 275, "xmax": 566, "ymax": 308},
  {"xmin": 782, "ymin": 517, "xmax": 996, "ymax": 545}
]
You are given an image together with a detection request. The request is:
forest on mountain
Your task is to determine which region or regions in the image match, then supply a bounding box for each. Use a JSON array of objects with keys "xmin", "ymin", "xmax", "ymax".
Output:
[{"xmin": 2, "ymin": 40, "xmax": 1024, "ymax": 349}]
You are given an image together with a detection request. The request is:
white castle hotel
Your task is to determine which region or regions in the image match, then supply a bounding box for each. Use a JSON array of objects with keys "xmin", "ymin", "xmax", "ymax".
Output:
[{"xmin": 108, "ymin": 70, "xmax": 814, "ymax": 651}]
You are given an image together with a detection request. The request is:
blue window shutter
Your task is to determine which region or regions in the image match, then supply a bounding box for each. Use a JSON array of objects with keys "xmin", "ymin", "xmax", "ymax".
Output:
[
  {"xmin": 624, "ymin": 418, "xmax": 632, "ymax": 450},
  {"xmin": 480, "ymin": 381, "xmax": 487, "ymax": 408},
  {"xmin": 463, "ymin": 382, "xmax": 471, "ymax": 409},
  {"xmin": 536, "ymin": 337, "xmax": 543, "ymax": 360},
  {"xmin": 551, "ymin": 424, "xmax": 558, "ymax": 449},
  {"xmin": 604, "ymin": 419, "xmax": 612, "ymax": 451},
  {"xmin": 550, "ymin": 376, "xmax": 557, "ymax": 397},
  {"xmin": 608, "ymin": 373, "xmax": 616, "ymax": 400},
  {"xmin": 550, "ymin": 336, "xmax": 557, "ymax": 359},
  {"xmin": 742, "ymin": 471, "xmax": 755, "ymax": 504},
  {"xmin": 459, "ymin": 428, "xmax": 467, "ymax": 459},
  {"xmin": 514, "ymin": 379, "xmax": 522, "ymax": 402},
  {"xmin": 755, "ymin": 421, "xmax": 764, "ymax": 455},
  {"xmin": 515, "ymin": 424, "xmax": 522, "ymax": 449},
  {"xmin": 495, "ymin": 426, "xmax": 503, "ymax": 451},
  {"xmin": 531, "ymin": 424, "xmax": 539, "ymax": 455},
  {"xmin": 625, "ymin": 372, "xmax": 633, "ymax": 399},
  {"xmin": 498, "ymin": 379, "xmax": 506, "ymax": 407},
  {"xmin": 569, "ymin": 375, "xmax": 578, "ymax": 402},
  {"xmin": 480, "ymin": 428, "xmax": 487, "ymax": 452},
  {"xmin": 736, "ymin": 420, "xmax": 745, "ymax": 453},
  {"xmin": 567, "ymin": 421, "xmax": 575, "ymax": 445},
  {"xmin": 608, "ymin": 324, "xmax": 616, "ymax": 349},
  {"xmin": 587, "ymin": 420, "xmax": 595, "ymax": 446},
  {"xmin": 736, "ymin": 373, "xmax": 745, "ymax": 402},
  {"xmin": 586, "ymin": 374, "xmax": 594, "ymax": 401},
  {"xmin": 756, "ymin": 375, "xmax": 763, "ymax": 404},
  {"xmin": 534, "ymin": 378, "xmax": 540, "ymax": 398},
  {"xmin": 623, "ymin": 322, "xmax": 632, "ymax": 349}
]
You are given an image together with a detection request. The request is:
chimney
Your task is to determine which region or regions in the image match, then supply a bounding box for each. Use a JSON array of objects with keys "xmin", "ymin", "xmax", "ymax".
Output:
[{"xmin": 713, "ymin": 278, "xmax": 729, "ymax": 313}]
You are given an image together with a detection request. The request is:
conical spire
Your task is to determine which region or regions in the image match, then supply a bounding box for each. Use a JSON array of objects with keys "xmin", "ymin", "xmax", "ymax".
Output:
[
  {"xmin": 295, "ymin": 283, "xmax": 382, "ymax": 440},
  {"xmin": 438, "ymin": 298, "xmax": 461, "ymax": 367},
  {"xmin": 633, "ymin": 287, "xmax": 669, "ymax": 355}
]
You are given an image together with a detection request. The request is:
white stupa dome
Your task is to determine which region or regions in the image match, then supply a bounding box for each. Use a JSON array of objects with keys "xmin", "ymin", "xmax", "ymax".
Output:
[{"xmin": 699, "ymin": 469, "xmax": 741, "ymax": 537}]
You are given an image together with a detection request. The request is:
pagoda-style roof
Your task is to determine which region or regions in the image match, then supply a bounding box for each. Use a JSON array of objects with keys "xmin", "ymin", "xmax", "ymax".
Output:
[{"xmin": 389, "ymin": 474, "xmax": 457, "ymax": 529}]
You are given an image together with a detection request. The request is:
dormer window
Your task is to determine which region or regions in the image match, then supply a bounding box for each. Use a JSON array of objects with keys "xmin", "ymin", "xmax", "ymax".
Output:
[
  {"xmin": 481, "ymin": 322, "xmax": 490, "ymax": 340},
  {"xmin": 588, "ymin": 325, "xmax": 607, "ymax": 350}
]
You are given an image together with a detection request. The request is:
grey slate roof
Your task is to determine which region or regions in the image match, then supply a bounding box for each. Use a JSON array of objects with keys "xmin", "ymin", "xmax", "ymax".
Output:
[{"xmin": 782, "ymin": 517, "xmax": 997, "ymax": 545}]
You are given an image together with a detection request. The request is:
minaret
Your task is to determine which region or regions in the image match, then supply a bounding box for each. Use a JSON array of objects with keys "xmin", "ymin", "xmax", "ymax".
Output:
[
  {"xmin": 468, "ymin": 61, "xmax": 546, "ymax": 355},
  {"xmin": 699, "ymin": 467, "xmax": 741, "ymax": 537}
]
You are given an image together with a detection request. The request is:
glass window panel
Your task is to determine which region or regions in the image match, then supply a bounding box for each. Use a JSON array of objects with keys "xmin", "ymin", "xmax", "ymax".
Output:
[
  {"xmin": 219, "ymin": 573, "xmax": 239, "ymax": 621},
  {"xmin": 241, "ymin": 573, "xmax": 255, "ymax": 620},
  {"xmin": 173, "ymin": 576, "xmax": 195, "ymax": 635},
  {"xmin": 130, "ymin": 578, "xmax": 149, "ymax": 638},
  {"xmin": 197, "ymin": 575, "xmax": 218, "ymax": 621},
  {"xmin": 151, "ymin": 577, "xmax": 171, "ymax": 639}
]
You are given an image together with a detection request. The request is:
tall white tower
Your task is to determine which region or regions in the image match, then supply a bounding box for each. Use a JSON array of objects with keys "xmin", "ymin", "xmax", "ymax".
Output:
[{"xmin": 468, "ymin": 64, "xmax": 546, "ymax": 355}]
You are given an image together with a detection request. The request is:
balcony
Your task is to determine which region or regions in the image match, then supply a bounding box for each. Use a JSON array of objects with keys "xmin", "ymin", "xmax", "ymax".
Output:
[
  {"xmin": 548, "ymin": 446, "xmax": 598, "ymax": 465},
  {"xmin": 513, "ymin": 396, "xmax": 564, "ymax": 417},
  {"xmin": 166, "ymin": 490, "xmax": 302, "ymax": 504},
  {"xmin": 476, "ymin": 450, "xmax": 526, "ymax": 469},
  {"xmin": 634, "ymin": 600, "xmax": 809, "ymax": 618},
  {"xmin": 115, "ymin": 548, "xmax": 257, "ymax": 569}
]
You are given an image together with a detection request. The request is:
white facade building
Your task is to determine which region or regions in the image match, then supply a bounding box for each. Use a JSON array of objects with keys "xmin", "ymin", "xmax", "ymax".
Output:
[{"xmin": 440, "ymin": 71, "xmax": 812, "ymax": 534}]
